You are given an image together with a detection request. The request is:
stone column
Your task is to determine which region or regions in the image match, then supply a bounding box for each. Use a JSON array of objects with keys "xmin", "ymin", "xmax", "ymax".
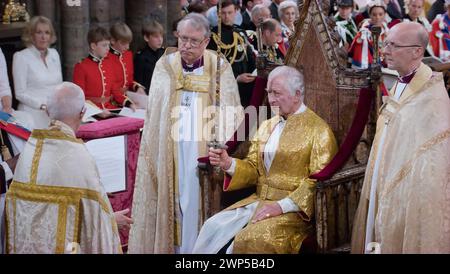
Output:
[
  {"xmin": 166, "ymin": 0, "xmax": 181, "ymax": 47},
  {"xmin": 35, "ymin": 0, "xmax": 56, "ymax": 21},
  {"xmin": 109, "ymin": 0, "xmax": 125, "ymax": 25},
  {"xmin": 60, "ymin": 0, "xmax": 89, "ymax": 80},
  {"xmin": 90, "ymin": 0, "xmax": 110, "ymax": 29}
]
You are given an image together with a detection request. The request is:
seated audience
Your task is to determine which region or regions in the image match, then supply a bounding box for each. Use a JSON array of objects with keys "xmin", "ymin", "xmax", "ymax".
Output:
[
  {"xmin": 106, "ymin": 22, "xmax": 145, "ymax": 95},
  {"xmin": 13, "ymin": 16, "xmax": 62, "ymax": 129},
  {"xmin": 134, "ymin": 20, "xmax": 165, "ymax": 94},
  {"xmin": 348, "ymin": 0, "xmax": 389, "ymax": 69},
  {"xmin": 73, "ymin": 27, "xmax": 134, "ymax": 116}
]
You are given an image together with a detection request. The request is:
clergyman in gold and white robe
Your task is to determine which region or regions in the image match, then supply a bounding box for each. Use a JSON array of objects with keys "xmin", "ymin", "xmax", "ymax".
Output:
[
  {"xmin": 128, "ymin": 49, "xmax": 243, "ymax": 254},
  {"xmin": 351, "ymin": 63, "xmax": 450, "ymax": 254},
  {"xmin": 4, "ymin": 120, "xmax": 122, "ymax": 254}
]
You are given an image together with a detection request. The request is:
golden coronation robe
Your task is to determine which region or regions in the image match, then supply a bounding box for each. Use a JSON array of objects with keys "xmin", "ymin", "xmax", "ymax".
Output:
[
  {"xmin": 194, "ymin": 107, "xmax": 337, "ymax": 254},
  {"xmin": 351, "ymin": 63, "xmax": 450, "ymax": 254},
  {"xmin": 128, "ymin": 49, "xmax": 243, "ymax": 254},
  {"xmin": 5, "ymin": 121, "xmax": 122, "ymax": 254}
]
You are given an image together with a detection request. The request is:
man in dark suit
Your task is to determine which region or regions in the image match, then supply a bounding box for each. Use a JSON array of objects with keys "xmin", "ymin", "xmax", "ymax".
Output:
[
  {"xmin": 386, "ymin": 0, "xmax": 405, "ymax": 20},
  {"xmin": 241, "ymin": 0, "xmax": 264, "ymax": 30},
  {"xmin": 427, "ymin": 0, "xmax": 445, "ymax": 22},
  {"xmin": 269, "ymin": 0, "xmax": 285, "ymax": 21}
]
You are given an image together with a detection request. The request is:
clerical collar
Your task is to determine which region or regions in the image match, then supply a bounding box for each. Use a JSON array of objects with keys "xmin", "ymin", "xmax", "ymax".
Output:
[
  {"xmin": 110, "ymin": 46, "xmax": 122, "ymax": 56},
  {"xmin": 280, "ymin": 103, "xmax": 307, "ymax": 121},
  {"xmin": 398, "ymin": 68, "xmax": 418, "ymax": 84},
  {"xmin": 88, "ymin": 53, "xmax": 102, "ymax": 63},
  {"xmin": 182, "ymin": 57, "xmax": 204, "ymax": 72}
]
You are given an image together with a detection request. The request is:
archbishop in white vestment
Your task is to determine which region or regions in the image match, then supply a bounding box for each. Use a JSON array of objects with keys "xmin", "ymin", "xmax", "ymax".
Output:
[
  {"xmin": 128, "ymin": 13, "xmax": 243, "ymax": 254},
  {"xmin": 4, "ymin": 83, "xmax": 122, "ymax": 254}
]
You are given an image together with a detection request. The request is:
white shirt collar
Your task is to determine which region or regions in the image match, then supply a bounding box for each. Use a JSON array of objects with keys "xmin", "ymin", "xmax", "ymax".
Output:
[
  {"xmin": 246, "ymin": 9, "xmax": 252, "ymax": 19},
  {"xmin": 280, "ymin": 103, "xmax": 307, "ymax": 122},
  {"xmin": 29, "ymin": 45, "xmax": 48, "ymax": 58}
]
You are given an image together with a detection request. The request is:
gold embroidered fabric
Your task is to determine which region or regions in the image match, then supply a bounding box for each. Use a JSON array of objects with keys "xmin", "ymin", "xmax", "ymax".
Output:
[
  {"xmin": 5, "ymin": 121, "xmax": 121, "ymax": 254},
  {"xmin": 351, "ymin": 63, "xmax": 450, "ymax": 254},
  {"xmin": 212, "ymin": 32, "xmax": 246, "ymax": 65},
  {"xmin": 225, "ymin": 109, "xmax": 338, "ymax": 253}
]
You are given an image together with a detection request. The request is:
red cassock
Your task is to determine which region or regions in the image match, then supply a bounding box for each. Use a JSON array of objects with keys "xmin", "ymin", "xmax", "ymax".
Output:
[
  {"xmin": 104, "ymin": 47, "xmax": 142, "ymax": 93},
  {"xmin": 73, "ymin": 54, "xmax": 130, "ymax": 110}
]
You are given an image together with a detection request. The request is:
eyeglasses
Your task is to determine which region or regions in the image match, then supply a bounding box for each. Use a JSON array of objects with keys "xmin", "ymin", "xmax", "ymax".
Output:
[
  {"xmin": 383, "ymin": 41, "xmax": 422, "ymax": 50},
  {"xmin": 178, "ymin": 35, "xmax": 207, "ymax": 48}
]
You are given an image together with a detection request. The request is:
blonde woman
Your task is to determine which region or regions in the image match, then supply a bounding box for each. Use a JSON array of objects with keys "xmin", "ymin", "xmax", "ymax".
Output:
[{"xmin": 13, "ymin": 16, "xmax": 62, "ymax": 129}]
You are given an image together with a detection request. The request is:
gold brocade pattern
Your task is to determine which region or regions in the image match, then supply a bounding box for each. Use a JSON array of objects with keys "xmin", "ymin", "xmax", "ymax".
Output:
[
  {"xmin": 233, "ymin": 208, "xmax": 312, "ymax": 254},
  {"xmin": 212, "ymin": 32, "xmax": 245, "ymax": 65},
  {"xmin": 5, "ymin": 121, "xmax": 121, "ymax": 254},
  {"xmin": 9, "ymin": 181, "xmax": 111, "ymax": 213},
  {"xmin": 6, "ymin": 181, "xmax": 113, "ymax": 254},
  {"xmin": 380, "ymin": 129, "xmax": 450, "ymax": 199},
  {"xmin": 56, "ymin": 204, "xmax": 68, "ymax": 253},
  {"xmin": 226, "ymin": 109, "xmax": 338, "ymax": 253},
  {"xmin": 31, "ymin": 130, "xmax": 84, "ymax": 144},
  {"xmin": 176, "ymin": 74, "xmax": 211, "ymax": 93},
  {"xmin": 351, "ymin": 63, "xmax": 450, "ymax": 254},
  {"xmin": 30, "ymin": 139, "xmax": 43, "ymax": 185}
]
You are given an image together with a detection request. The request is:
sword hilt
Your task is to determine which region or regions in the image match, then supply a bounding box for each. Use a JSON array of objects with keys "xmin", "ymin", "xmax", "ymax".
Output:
[{"xmin": 208, "ymin": 141, "xmax": 228, "ymax": 173}]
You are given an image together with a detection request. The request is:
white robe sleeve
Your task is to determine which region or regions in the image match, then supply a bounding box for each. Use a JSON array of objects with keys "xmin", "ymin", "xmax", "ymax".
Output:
[
  {"xmin": 0, "ymin": 48, "xmax": 12, "ymax": 101},
  {"xmin": 13, "ymin": 51, "xmax": 44, "ymax": 109}
]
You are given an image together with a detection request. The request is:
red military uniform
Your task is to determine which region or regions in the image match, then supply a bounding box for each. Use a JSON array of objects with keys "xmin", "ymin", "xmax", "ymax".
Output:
[
  {"xmin": 73, "ymin": 54, "xmax": 131, "ymax": 110},
  {"xmin": 105, "ymin": 47, "xmax": 143, "ymax": 93}
]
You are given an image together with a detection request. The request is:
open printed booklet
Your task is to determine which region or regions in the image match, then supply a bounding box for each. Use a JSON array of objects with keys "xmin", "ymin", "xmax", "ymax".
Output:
[
  {"xmin": 85, "ymin": 135, "xmax": 127, "ymax": 193},
  {"xmin": 82, "ymin": 94, "xmax": 148, "ymax": 122},
  {"xmin": 126, "ymin": 91, "xmax": 148, "ymax": 109},
  {"xmin": 118, "ymin": 107, "xmax": 146, "ymax": 120},
  {"xmin": 82, "ymin": 100, "xmax": 103, "ymax": 123}
]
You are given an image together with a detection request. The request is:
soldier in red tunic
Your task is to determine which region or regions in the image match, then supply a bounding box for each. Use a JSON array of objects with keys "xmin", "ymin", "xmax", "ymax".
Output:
[
  {"xmin": 73, "ymin": 27, "xmax": 135, "ymax": 117},
  {"xmin": 106, "ymin": 22, "xmax": 146, "ymax": 95}
]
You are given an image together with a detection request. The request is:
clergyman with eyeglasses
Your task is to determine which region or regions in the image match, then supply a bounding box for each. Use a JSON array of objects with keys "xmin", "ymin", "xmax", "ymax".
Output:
[
  {"xmin": 351, "ymin": 22, "xmax": 450, "ymax": 254},
  {"xmin": 128, "ymin": 13, "xmax": 244, "ymax": 254}
]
